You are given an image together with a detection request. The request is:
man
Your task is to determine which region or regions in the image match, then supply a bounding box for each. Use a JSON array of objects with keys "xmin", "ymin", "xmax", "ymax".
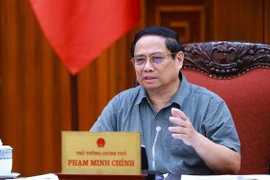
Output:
[{"xmin": 90, "ymin": 26, "xmax": 241, "ymax": 179}]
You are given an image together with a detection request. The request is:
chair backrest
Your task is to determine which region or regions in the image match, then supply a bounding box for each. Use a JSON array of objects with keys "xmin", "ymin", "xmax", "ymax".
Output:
[{"xmin": 182, "ymin": 41, "xmax": 270, "ymax": 174}]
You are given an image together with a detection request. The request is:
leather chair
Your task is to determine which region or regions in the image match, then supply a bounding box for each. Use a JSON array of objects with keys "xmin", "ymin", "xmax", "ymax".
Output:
[{"xmin": 182, "ymin": 41, "xmax": 270, "ymax": 174}]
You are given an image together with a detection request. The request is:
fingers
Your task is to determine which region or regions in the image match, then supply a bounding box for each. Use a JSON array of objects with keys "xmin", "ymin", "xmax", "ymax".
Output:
[
  {"xmin": 169, "ymin": 117, "xmax": 186, "ymax": 127},
  {"xmin": 168, "ymin": 126, "xmax": 188, "ymax": 134},
  {"xmin": 169, "ymin": 108, "xmax": 190, "ymax": 137},
  {"xmin": 171, "ymin": 133, "xmax": 186, "ymax": 139},
  {"xmin": 171, "ymin": 107, "xmax": 188, "ymax": 120},
  {"xmin": 170, "ymin": 108, "xmax": 189, "ymax": 126},
  {"xmin": 169, "ymin": 108, "xmax": 198, "ymax": 146}
]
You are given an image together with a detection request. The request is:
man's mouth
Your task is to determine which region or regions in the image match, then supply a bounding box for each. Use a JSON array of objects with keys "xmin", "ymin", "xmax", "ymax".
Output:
[{"xmin": 144, "ymin": 76, "xmax": 155, "ymax": 80}]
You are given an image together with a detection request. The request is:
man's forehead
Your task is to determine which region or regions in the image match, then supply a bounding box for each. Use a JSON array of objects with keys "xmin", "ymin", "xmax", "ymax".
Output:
[{"xmin": 134, "ymin": 37, "xmax": 167, "ymax": 55}]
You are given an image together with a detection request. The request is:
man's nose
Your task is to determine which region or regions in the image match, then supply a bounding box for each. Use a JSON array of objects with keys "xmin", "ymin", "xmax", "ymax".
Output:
[{"xmin": 143, "ymin": 58, "xmax": 154, "ymax": 70}]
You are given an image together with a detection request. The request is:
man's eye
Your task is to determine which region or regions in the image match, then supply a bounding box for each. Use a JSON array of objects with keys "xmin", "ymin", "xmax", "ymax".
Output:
[
  {"xmin": 135, "ymin": 58, "xmax": 146, "ymax": 62},
  {"xmin": 152, "ymin": 56, "xmax": 164, "ymax": 64}
]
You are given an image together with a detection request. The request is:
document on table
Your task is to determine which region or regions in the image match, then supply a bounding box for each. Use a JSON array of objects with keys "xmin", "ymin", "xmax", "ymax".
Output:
[{"xmin": 181, "ymin": 174, "xmax": 270, "ymax": 180}]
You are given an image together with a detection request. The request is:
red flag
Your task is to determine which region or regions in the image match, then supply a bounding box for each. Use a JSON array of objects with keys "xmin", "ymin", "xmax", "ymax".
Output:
[{"xmin": 28, "ymin": 0, "xmax": 141, "ymax": 75}]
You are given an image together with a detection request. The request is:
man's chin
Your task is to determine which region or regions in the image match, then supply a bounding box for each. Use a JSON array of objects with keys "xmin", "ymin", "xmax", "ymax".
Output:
[{"xmin": 142, "ymin": 83, "xmax": 158, "ymax": 90}]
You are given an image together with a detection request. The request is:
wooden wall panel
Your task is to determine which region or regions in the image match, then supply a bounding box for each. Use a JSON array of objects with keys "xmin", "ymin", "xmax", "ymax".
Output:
[
  {"xmin": 0, "ymin": 0, "xmax": 3, "ymax": 140},
  {"xmin": 155, "ymin": 6, "xmax": 206, "ymax": 42},
  {"xmin": 1, "ymin": 0, "xmax": 23, "ymax": 173},
  {"xmin": 0, "ymin": 0, "xmax": 72, "ymax": 176},
  {"xmin": 214, "ymin": 0, "xmax": 264, "ymax": 42},
  {"xmin": 145, "ymin": 0, "xmax": 214, "ymax": 42},
  {"xmin": 265, "ymin": 0, "xmax": 270, "ymax": 43}
]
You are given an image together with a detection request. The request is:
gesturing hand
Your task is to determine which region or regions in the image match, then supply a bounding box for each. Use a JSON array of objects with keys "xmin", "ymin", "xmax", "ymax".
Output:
[{"xmin": 168, "ymin": 107, "xmax": 199, "ymax": 146}]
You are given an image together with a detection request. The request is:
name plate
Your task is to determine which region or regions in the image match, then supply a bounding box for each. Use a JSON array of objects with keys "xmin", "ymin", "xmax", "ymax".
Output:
[{"xmin": 61, "ymin": 131, "xmax": 141, "ymax": 174}]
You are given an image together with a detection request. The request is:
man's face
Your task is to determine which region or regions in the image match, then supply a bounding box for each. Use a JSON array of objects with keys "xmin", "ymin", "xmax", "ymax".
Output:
[{"xmin": 133, "ymin": 35, "xmax": 184, "ymax": 91}]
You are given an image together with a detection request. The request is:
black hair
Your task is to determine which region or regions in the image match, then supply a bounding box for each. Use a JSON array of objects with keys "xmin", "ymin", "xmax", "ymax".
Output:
[{"xmin": 130, "ymin": 26, "xmax": 185, "ymax": 58}]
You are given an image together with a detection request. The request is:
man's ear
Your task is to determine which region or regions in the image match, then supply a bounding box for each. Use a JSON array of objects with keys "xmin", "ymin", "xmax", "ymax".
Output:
[{"xmin": 176, "ymin": 51, "xmax": 184, "ymax": 69}]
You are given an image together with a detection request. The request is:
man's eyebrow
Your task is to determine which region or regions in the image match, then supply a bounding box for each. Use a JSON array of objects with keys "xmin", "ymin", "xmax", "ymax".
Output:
[
  {"xmin": 134, "ymin": 54, "xmax": 145, "ymax": 57},
  {"xmin": 150, "ymin": 52, "xmax": 164, "ymax": 54},
  {"xmin": 134, "ymin": 52, "xmax": 165, "ymax": 57}
]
